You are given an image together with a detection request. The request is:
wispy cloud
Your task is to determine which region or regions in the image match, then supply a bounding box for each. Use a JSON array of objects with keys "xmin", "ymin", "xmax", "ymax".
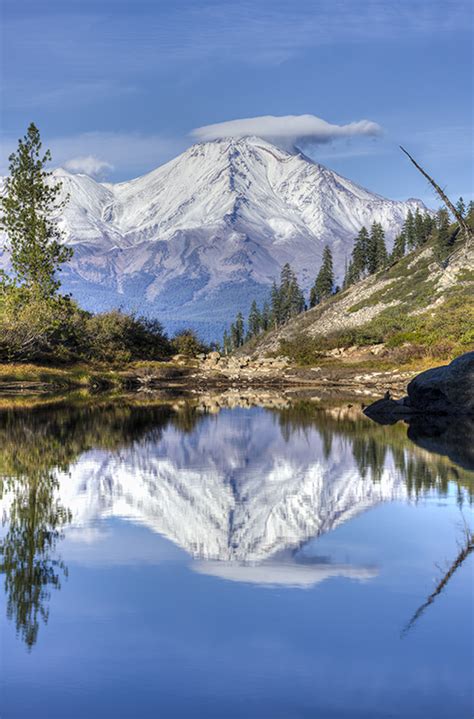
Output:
[
  {"xmin": 191, "ymin": 114, "xmax": 382, "ymax": 150},
  {"xmin": 63, "ymin": 155, "xmax": 114, "ymax": 179},
  {"xmin": 0, "ymin": 131, "xmax": 185, "ymax": 180}
]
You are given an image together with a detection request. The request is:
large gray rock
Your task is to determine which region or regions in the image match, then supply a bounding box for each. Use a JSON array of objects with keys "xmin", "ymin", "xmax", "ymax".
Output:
[{"xmin": 406, "ymin": 351, "xmax": 474, "ymax": 415}]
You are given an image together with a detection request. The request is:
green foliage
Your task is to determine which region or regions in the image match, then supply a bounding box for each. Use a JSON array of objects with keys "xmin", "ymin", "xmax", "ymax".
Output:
[
  {"xmin": 310, "ymin": 245, "xmax": 334, "ymax": 307},
  {"xmin": 276, "ymin": 263, "xmax": 305, "ymax": 323},
  {"xmin": 222, "ymin": 262, "xmax": 306, "ymax": 352},
  {"xmin": 367, "ymin": 222, "xmax": 388, "ymax": 274},
  {"xmin": 0, "ymin": 285, "xmax": 173, "ymax": 365},
  {"xmin": 434, "ymin": 207, "xmax": 454, "ymax": 262},
  {"xmin": 0, "ymin": 286, "xmax": 81, "ymax": 362},
  {"xmin": 247, "ymin": 300, "xmax": 262, "ymax": 337},
  {"xmin": 0, "ymin": 123, "xmax": 72, "ymax": 299},
  {"xmin": 230, "ymin": 311, "xmax": 245, "ymax": 348},
  {"xmin": 83, "ymin": 311, "xmax": 171, "ymax": 364},
  {"xmin": 170, "ymin": 328, "xmax": 207, "ymax": 357}
]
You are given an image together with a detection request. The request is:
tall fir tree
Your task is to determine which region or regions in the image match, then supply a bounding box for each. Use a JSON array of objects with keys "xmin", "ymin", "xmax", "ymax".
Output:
[
  {"xmin": 270, "ymin": 280, "xmax": 282, "ymax": 328},
  {"xmin": 309, "ymin": 245, "xmax": 334, "ymax": 307},
  {"xmin": 261, "ymin": 301, "xmax": 270, "ymax": 331},
  {"xmin": 390, "ymin": 231, "xmax": 406, "ymax": 262},
  {"xmin": 435, "ymin": 208, "xmax": 451, "ymax": 262},
  {"xmin": 404, "ymin": 210, "xmax": 417, "ymax": 251},
  {"xmin": 235, "ymin": 312, "xmax": 245, "ymax": 346},
  {"xmin": 367, "ymin": 222, "xmax": 387, "ymax": 274},
  {"xmin": 277, "ymin": 263, "xmax": 304, "ymax": 323},
  {"xmin": 344, "ymin": 226, "xmax": 369, "ymax": 287},
  {"xmin": 413, "ymin": 208, "xmax": 426, "ymax": 247},
  {"xmin": 0, "ymin": 123, "xmax": 72, "ymax": 298},
  {"xmin": 247, "ymin": 300, "xmax": 262, "ymax": 338},
  {"xmin": 455, "ymin": 197, "xmax": 466, "ymax": 219}
]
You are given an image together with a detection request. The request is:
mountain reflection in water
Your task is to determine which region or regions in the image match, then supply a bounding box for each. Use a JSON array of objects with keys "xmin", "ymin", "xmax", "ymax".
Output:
[{"xmin": 0, "ymin": 394, "xmax": 472, "ymax": 649}]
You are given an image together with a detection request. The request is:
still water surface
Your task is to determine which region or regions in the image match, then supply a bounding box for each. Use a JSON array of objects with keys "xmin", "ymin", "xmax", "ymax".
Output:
[{"xmin": 0, "ymin": 396, "xmax": 473, "ymax": 718}]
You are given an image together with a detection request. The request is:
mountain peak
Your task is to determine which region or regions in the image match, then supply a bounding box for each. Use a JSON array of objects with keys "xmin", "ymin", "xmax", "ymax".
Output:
[{"xmin": 1, "ymin": 140, "xmax": 429, "ymax": 338}]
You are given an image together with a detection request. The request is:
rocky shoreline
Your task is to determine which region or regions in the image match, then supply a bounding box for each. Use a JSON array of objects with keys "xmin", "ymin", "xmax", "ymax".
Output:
[{"xmin": 364, "ymin": 351, "xmax": 474, "ymax": 421}]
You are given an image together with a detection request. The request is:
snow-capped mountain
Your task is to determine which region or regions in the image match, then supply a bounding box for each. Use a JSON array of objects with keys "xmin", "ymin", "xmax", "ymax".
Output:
[
  {"xmin": 1, "ymin": 137, "xmax": 427, "ymax": 338},
  {"xmin": 1, "ymin": 407, "xmax": 406, "ymax": 587}
]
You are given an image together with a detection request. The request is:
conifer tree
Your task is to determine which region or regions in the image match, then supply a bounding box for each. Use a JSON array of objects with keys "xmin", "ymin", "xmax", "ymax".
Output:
[
  {"xmin": 466, "ymin": 201, "xmax": 474, "ymax": 231},
  {"xmin": 261, "ymin": 301, "xmax": 270, "ymax": 331},
  {"xmin": 231, "ymin": 312, "xmax": 244, "ymax": 347},
  {"xmin": 404, "ymin": 210, "xmax": 416, "ymax": 251},
  {"xmin": 0, "ymin": 123, "xmax": 72, "ymax": 298},
  {"xmin": 435, "ymin": 208, "xmax": 451, "ymax": 261},
  {"xmin": 276, "ymin": 263, "xmax": 304, "ymax": 324},
  {"xmin": 422, "ymin": 212, "xmax": 435, "ymax": 242},
  {"xmin": 390, "ymin": 231, "xmax": 406, "ymax": 262},
  {"xmin": 309, "ymin": 245, "xmax": 334, "ymax": 307},
  {"xmin": 413, "ymin": 208, "xmax": 426, "ymax": 247},
  {"xmin": 456, "ymin": 197, "xmax": 466, "ymax": 219},
  {"xmin": 270, "ymin": 281, "xmax": 282, "ymax": 328},
  {"xmin": 343, "ymin": 260, "xmax": 357, "ymax": 289},
  {"xmin": 247, "ymin": 300, "xmax": 262, "ymax": 338},
  {"xmin": 347, "ymin": 226, "xmax": 369, "ymax": 284},
  {"xmin": 366, "ymin": 223, "xmax": 387, "ymax": 274}
]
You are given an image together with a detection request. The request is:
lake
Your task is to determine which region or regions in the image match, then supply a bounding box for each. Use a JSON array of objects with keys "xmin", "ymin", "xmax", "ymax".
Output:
[{"xmin": 0, "ymin": 393, "xmax": 473, "ymax": 719}]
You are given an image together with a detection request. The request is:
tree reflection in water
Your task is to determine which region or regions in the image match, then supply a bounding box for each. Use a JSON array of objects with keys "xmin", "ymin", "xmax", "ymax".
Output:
[
  {"xmin": 0, "ymin": 395, "xmax": 472, "ymax": 649},
  {"xmin": 0, "ymin": 400, "xmax": 197, "ymax": 649}
]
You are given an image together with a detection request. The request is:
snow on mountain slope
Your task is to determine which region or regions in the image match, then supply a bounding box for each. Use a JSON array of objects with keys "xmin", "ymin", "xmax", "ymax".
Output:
[{"xmin": 0, "ymin": 137, "xmax": 427, "ymax": 338}]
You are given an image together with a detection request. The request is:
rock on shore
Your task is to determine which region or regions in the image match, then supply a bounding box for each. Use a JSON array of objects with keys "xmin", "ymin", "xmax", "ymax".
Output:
[{"xmin": 364, "ymin": 351, "xmax": 474, "ymax": 419}]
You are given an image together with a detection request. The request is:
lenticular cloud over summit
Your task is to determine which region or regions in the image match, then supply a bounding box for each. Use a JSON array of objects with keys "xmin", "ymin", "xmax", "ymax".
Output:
[{"xmin": 191, "ymin": 114, "xmax": 382, "ymax": 150}]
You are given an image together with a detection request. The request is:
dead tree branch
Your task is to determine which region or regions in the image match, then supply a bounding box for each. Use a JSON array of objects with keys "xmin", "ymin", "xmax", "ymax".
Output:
[{"xmin": 400, "ymin": 145, "xmax": 473, "ymax": 243}]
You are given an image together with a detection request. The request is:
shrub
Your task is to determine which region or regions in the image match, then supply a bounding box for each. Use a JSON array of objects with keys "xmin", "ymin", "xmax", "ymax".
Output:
[
  {"xmin": 171, "ymin": 329, "xmax": 208, "ymax": 357},
  {"xmin": 84, "ymin": 310, "xmax": 172, "ymax": 364},
  {"xmin": 0, "ymin": 286, "xmax": 84, "ymax": 362}
]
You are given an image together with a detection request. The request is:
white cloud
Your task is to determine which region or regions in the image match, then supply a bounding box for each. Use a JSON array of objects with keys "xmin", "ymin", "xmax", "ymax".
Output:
[
  {"xmin": 0, "ymin": 131, "xmax": 186, "ymax": 181},
  {"xmin": 191, "ymin": 114, "xmax": 382, "ymax": 150},
  {"xmin": 63, "ymin": 155, "xmax": 114, "ymax": 178}
]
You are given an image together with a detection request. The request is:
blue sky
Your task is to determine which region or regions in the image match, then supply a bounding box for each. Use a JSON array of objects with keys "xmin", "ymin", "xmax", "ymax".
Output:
[{"xmin": 0, "ymin": 0, "xmax": 472, "ymax": 205}]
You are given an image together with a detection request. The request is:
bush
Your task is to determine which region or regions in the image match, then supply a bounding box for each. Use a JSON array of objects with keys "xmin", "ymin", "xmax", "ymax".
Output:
[
  {"xmin": 83, "ymin": 310, "xmax": 172, "ymax": 364},
  {"xmin": 170, "ymin": 329, "xmax": 208, "ymax": 357},
  {"xmin": 0, "ymin": 285, "xmax": 173, "ymax": 365},
  {"xmin": 0, "ymin": 286, "xmax": 84, "ymax": 362}
]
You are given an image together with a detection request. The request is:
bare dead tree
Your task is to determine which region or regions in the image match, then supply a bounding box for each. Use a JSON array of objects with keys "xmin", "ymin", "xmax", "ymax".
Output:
[
  {"xmin": 401, "ymin": 518, "xmax": 474, "ymax": 637},
  {"xmin": 400, "ymin": 145, "xmax": 473, "ymax": 243}
]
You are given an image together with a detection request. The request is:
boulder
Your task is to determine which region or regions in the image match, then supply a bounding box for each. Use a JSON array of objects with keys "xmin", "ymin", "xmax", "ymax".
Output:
[
  {"xmin": 406, "ymin": 351, "xmax": 474, "ymax": 415},
  {"xmin": 363, "ymin": 397, "xmax": 413, "ymax": 424}
]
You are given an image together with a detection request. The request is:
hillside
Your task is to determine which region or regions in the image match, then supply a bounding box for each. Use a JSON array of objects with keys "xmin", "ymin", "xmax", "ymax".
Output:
[
  {"xmin": 239, "ymin": 232, "xmax": 474, "ymax": 365},
  {"xmin": 1, "ymin": 136, "xmax": 427, "ymax": 339}
]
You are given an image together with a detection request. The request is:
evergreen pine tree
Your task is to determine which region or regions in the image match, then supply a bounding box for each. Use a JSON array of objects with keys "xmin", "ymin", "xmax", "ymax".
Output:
[
  {"xmin": 277, "ymin": 263, "xmax": 304, "ymax": 323},
  {"xmin": 261, "ymin": 301, "xmax": 270, "ymax": 331},
  {"xmin": 456, "ymin": 197, "xmax": 466, "ymax": 219},
  {"xmin": 351, "ymin": 226, "xmax": 369, "ymax": 280},
  {"xmin": 435, "ymin": 208, "xmax": 451, "ymax": 262},
  {"xmin": 413, "ymin": 208, "xmax": 426, "ymax": 247},
  {"xmin": 0, "ymin": 123, "xmax": 72, "ymax": 298},
  {"xmin": 309, "ymin": 245, "xmax": 334, "ymax": 307},
  {"xmin": 390, "ymin": 231, "xmax": 406, "ymax": 262},
  {"xmin": 422, "ymin": 212, "xmax": 435, "ymax": 242},
  {"xmin": 404, "ymin": 210, "xmax": 416, "ymax": 251},
  {"xmin": 343, "ymin": 259, "xmax": 357, "ymax": 288},
  {"xmin": 366, "ymin": 223, "xmax": 387, "ymax": 274},
  {"xmin": 373, "ymin": 223, "xmax": 388, "ymax": 270},
  {"xmin": 247, "ymin": 300, "xmax": 262, "ymax": 338},
  {"xmin": 270, "ymin": 281, "xmax": 282, "ymax": 328},
  {"xmin": 234, "ymin": 312, "xmax": 245, "ymax": 347}
]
